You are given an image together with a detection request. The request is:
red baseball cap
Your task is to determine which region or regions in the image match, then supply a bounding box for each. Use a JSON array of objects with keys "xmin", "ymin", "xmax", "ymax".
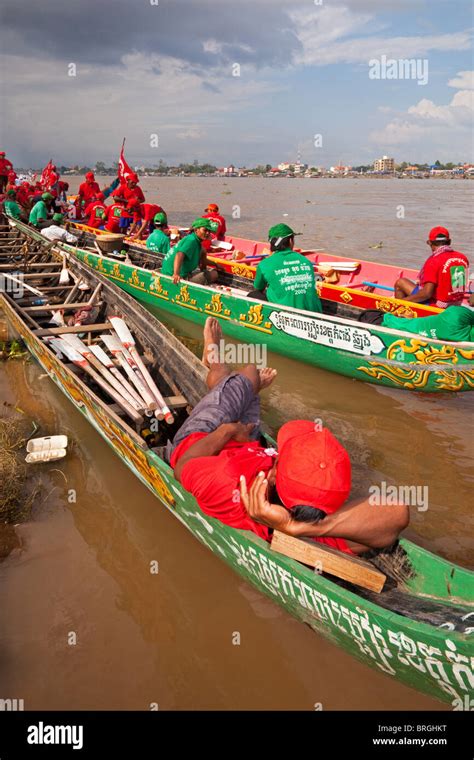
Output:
[
  {"xmin": 428, "ymin": 226, "xmax": 450, "ymax": 242},
  {"xmin": 206, "ymin": 203, "xmax": 219, "ymax": 212},
  {"xmin": 126, "ymin": 198, "xmax": 140, "ymax": 210},
  {"xmin": 96, "ymin": 192, "xmax": 105, "ymax": 201},
  {"xmin": 276, "ymin": 420, "xmax": 351, "ymax": 513},
  {"xmin": 86, "ymin": 171, "xmax": 95, "ymax": 181}
]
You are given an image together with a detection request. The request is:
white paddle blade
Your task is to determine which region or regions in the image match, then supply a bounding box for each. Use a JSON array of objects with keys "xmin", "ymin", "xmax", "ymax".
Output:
[
  {"xmin": 54, "ymin": 339, "xmax": 83, "ymax": 363},
  {"xmin": 110, "ymin": 316, "xmax": 135, "ymax": 347},
  {"xmin": 100, "ymin": 334, "xmax": 123, "ymax": 354},
  {"xmin": 89, "ymin": 344, "xmax": 114, "ymax": 367},
  {"xmin": 61, "ymin": 333, "xmax": 89, "ymax": 355}
]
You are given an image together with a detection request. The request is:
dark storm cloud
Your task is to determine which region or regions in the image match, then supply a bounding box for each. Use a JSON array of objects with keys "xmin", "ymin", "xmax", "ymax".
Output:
[{"xmin": 0, "ymin": 0, "xmax": 301, "ymax": 69}]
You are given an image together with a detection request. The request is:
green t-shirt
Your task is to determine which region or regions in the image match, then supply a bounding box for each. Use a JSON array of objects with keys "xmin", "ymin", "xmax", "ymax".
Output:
[
  {"xmin": 161, "ymin": 232, "xmax": 201, "ymax": 277},
  {"xmin": 29, "ymin": 200, "xmax": 48, "ymax": 226},
  {"xmin": 382, "ymin": 305, "xmax": 474, "ymax": 342},
  {"xmin": 254, "ymin": 249, "xmax": 322, "ymax": 313},
  {"xmin": 4, "ymin": 200, "xmax": 21, "ymax": 220},
  {"xmin": 146, "ymin": 229, "xmax": 170, "ymax": 255}
]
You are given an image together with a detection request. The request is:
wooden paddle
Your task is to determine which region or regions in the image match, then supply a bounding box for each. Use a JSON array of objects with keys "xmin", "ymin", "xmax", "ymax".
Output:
[
  {"xmin": 60, "ymin": 334, "xmax": 144, "ymax": 412},
  {"xmin": 89, "ymin": 343, "xmax": 147, "ymax": 410},
  {"xmin": 47, "ymin": 338, "xmax": 143, "ymax": 423},
  {"xmin": 100, "ymin": 333, "xmax": 157, "ymax": 412},
  {"xmin": 110, "ymin": 317, "xmax": 174, "ymax": 424}
]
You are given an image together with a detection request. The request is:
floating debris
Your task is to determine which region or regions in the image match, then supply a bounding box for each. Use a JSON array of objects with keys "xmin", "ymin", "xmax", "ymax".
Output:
[
  {"xmin": 0, "ymin": 339, "xmax": 28, "ymax": 361},
  {"xmin": 0, "ymin": 415, "xmax": 42, "ymax": 523}
]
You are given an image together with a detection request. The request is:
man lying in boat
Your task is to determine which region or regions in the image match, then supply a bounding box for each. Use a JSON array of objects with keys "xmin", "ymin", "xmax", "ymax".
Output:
[
  {"xmin": 169, "ymin": 317, "xmax": 409, "ymax": 555},
  {"xmin": 161, "ymin": 217, "xmax": 219, "ymax": 285},
  {"xmin": 381, "ymin": 292, "xmax": 474, "ymax": 342},
  {"xmin": 394, "ymin": 227, "xmax": 469, "ymax": 308},
  {"xmin": 40, "ymin": 213, "xmax": 80, "ymax": 244},
  {"xmin": 248, "ymin": 224, "xmax": 323, "ymax": 313}
]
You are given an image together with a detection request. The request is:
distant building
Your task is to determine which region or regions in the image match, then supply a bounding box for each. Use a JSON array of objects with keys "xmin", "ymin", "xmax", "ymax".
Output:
[
  {"xmin": 374, "ymin": 156, "xmax": 395, "ymax": 172},
  {"xmin": 217, "ymin": 165, "xmax": 237, "ymax": 176},
  {"xmin": 277, "ymin": 160, "xmax": 308, "ymax": 174}
]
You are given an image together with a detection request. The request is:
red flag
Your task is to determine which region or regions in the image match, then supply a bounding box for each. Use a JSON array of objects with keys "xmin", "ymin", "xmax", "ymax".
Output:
[
  {"xmin": 118, "ymin": 140, "xmax": 135, "ymax": 183},
  {"xmin": 40, "ymin": 160, "xmax": 53, "ymax": 188}
]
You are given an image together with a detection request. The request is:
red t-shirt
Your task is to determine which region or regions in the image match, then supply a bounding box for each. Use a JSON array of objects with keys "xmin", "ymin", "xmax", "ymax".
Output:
[
  {"xmin": 171, "ymin": 432, "xmax": 275, "ymax": 540},
  {"xmin": 78, "ymin": 180, "xmax": 100, "ymax": 202},
  {"xmin": 119, "ymin": 184, "xmax": 145, "ymax": 204},
  {"xmin": 85, "ymin": 201, "xmax": 106, "ymax": 228},
  {"xmin": 105, "ymin": 203, "xmax": 124, "ymax": 232},
  {"xmin": 171, "ymin": 432, "xmax": 354, "ymax": 554},
  {"xmin": 419, "ymin": 249, "xmax": 469, "ymax": 307},
  {"xmin": 203, "ymin": 212, "xmax": 227, "ymax": 240},
  {"xmin": 133, "ymin": 203, "xmax": 162, "ymax": 224}
]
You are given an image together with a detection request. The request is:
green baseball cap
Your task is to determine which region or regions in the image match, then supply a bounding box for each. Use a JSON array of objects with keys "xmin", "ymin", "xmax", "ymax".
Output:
[
  {"xmin": 53, "ymin": 213, "xmax": 64, "ymax": 223},
  {"xmin": 153, "ymin": 212, "xmax": 167, "ymax": 226},
  {"xmin": 6, "ymin": 189, "xmax": 16, "ymax": 197},
  {"xmin": 191, "ymin": 217, "xmax": 215, "ymax": 231},
  {"xmin": 267, "ymin": 223, "xmax": 300, "ymax": 241},
  {"xmin": 42, "ymin": 192, "xmax": 54, "ymax": 201}
]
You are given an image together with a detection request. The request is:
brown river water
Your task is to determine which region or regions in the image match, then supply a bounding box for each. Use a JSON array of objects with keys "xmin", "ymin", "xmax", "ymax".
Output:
[{"xmin": 0, "ymin": 178, "xmax": 472, "ymax": 710}]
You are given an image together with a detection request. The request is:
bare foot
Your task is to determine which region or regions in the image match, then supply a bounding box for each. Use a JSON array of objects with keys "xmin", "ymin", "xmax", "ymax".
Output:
[
  {"xmin": 202, "ymin": 316, "xmax": 223, "ymax": 367},
  {"xmin": 259, "ymin": 367, "xmax": 277, "ymax": 390}
]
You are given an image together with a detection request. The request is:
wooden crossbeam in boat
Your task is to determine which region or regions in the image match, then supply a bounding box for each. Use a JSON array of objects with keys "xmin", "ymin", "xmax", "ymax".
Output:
[
  {"xmin": 8, "ymin": 272, "xmax": 61, "ymax": 280},
  {"xmin": 164, "ymin": 395, "xmax": 187, "ymax": 409},
  {"xmin": 34, "ymin": 322, "xmax": 113, "ymax": 337},
  {"xmin": 0, "ymin": 262, "xmax": 62, "ymax": 271},
  {"xmin": 23, "ymin": 301, "xmax": 101, "ymax": 312},
  {"xmin": 271, "ymin": 530, "xmax": 386, "ymax": 593}
]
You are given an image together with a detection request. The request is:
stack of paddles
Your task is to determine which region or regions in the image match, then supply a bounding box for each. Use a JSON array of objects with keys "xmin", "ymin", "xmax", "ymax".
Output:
[{"xmin": 45, "ymin": 316, "xmax": 174, "ymax": 427}]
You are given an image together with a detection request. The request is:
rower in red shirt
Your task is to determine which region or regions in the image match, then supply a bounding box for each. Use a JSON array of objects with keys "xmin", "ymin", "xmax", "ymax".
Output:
[
  {"xmin": 128, "ymin": 202, "xmax": 167, "ymax": 239},
  {"xmin": 169, "ymin": 318, "xmax": 409, "ymax": 554},
  {"xmin": 76, "ymin": 171, "xmax": 101, "ymax": 218},
  {"xmin": 116, "ymin": 174, "xmax": 145, "ymax": 205},
  {"xmin": 0, "ymin": 152, "xmax": 14, "ymax": 193},
  {"xmin": 84, "ymin": 193, "xmax": 107, "ymax": 228},
  {"xmin": 394, "ymin": 227, "xmax": 469, "ymax": 308},
  {"xmin": 104, "ymin": 195, "xmax": 125, "ymax": 233},
  {"xmin": 202, "ymin": 202, "xmax": 226, "ymax": 241}
]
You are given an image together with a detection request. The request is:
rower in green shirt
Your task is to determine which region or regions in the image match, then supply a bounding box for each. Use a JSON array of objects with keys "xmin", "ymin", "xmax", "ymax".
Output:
[
  {"xmin": 146, "ymin": 212, "xmax": 170, "ymax": 254},
  {"xmin": 161, "ymin": 217, "xmax": 219, "ymax": 285},
  {"xmin": 29, "ymin": 192, "xmax": 54, "ymax": 228},
  {"xmin": 3, "ymin": 190, "xmax": 22, "ymax": 220},
  {"xmin": 248, "ymin": 223, "xmax": 322, "ymax": 313},
  {"xmin": 382, "ymin": 295, "xmax": 474, "ymax": 342}
]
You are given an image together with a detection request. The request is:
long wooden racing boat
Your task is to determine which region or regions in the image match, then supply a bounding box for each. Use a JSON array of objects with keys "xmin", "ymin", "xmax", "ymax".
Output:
[
  {"xmin": 70, "ymin": 220, "xmax": 472, "ymax": 318},
  {"xmin": 41, "ymin": 222, "xmax": 474, "ymax": 393},
  {"xmin": 1, "ymin": 220, "xmax": 473, "ymax": 705}
]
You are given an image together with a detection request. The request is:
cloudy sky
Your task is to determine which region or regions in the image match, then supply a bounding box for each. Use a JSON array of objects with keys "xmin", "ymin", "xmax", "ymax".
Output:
[{"xmin": 1, "ymin": 0, "xmax": 472, "ymax": 168}]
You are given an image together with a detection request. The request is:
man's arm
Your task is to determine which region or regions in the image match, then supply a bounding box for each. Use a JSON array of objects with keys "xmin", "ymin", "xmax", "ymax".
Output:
[
  {"xmin": 131, "ymin": 219, "xmax": 147, "ymax": 239},
  {"xmin": 241, "ymin": 472, "xmax": 409, "ymax": 549},
  {"xmin": 253, "ymin": 263, "xmax": 267, "ymax": 292},
  {"xmin": 172, "ymin": 250, "xmax": 185, "ymax": 284},
  {"xmin": 404, "ymin": 281, "xmax": 435, "ymax": 303},
  {"xmin": 174, "ymin": 422, "xmax": 255, "ymax": 482}
]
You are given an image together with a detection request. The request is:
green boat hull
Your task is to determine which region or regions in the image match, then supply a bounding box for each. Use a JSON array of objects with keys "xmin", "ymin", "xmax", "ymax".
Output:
[{"xmin": 72, "ymin": 249, "xmax": 474, "ymax": 393}]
